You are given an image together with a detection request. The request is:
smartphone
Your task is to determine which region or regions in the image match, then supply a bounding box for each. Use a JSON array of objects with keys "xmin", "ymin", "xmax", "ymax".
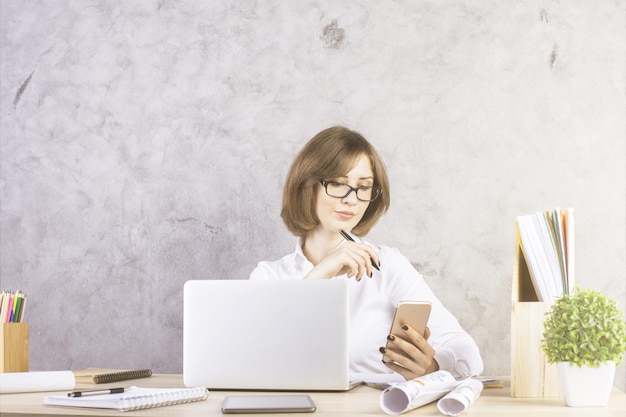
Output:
[
  {"xmin": 221, "ymin": 395, "xmax": 316, "ymax": 414},
  {"xmin": 382, "ymin": 301, "xmax": 432, "ymax": 363}
]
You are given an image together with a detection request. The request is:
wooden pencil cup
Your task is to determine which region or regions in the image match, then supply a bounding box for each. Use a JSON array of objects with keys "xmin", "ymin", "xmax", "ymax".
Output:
[
  {"xmin": 510, "ymin": 244, "xmax": 560, "ymax": 398},
  {"xmin": 0, "ymin": 323, "xmax": 29, "ymax": 373}
]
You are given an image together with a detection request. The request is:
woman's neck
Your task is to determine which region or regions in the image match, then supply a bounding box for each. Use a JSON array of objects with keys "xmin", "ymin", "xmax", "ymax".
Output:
[{"xmin": 302, "ymin": 229, "xmax": 345, "ymax": 266}]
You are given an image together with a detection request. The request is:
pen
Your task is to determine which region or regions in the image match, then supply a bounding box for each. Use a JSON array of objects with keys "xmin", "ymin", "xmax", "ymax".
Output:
[
  {"xmin": 68, "ymin": 387, "xmax": 125, "ymax": 397},
  {"xmin": 339, "ymin": 230, "xmax": 380, "ymax": 271}
]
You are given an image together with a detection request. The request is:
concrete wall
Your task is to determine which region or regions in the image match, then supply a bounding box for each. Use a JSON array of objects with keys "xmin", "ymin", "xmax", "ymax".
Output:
[{"xmin": 1, "ymin": 0, "xmax": 624, "ymax": 390}]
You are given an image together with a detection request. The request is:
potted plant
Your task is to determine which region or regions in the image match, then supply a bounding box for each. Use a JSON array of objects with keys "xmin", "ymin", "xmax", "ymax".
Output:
[{"xmin": 541, "ymin": 287, "xmax": 626, "ymax": 406}]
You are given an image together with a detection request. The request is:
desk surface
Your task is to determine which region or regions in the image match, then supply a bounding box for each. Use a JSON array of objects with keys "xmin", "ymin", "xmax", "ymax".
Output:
[{"xmin": 1, "ymin": 374, "xmax": 625, "ymax": 416}]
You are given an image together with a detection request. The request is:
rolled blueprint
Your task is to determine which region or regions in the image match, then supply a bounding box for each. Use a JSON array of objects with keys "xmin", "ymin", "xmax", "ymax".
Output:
[
  {"xmin": 0, "ymin": 370, "xmax": 75, "ymax": 394},
  {"xmin": 380, "ymin": 370, "xmax": 460, "ymax": 415},
  {"xmin": 437, "ymin": 378, "xmax": 484, "ymax": 416}
]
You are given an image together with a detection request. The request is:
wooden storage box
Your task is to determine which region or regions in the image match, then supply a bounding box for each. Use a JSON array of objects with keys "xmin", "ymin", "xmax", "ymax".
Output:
[
  {"xmin": 0, "ymin": 322, "xmax": 29, "ymax": 373},
  {"xmin": 510, "ymin": 245, "xmax": 560, "ymax": 398}
]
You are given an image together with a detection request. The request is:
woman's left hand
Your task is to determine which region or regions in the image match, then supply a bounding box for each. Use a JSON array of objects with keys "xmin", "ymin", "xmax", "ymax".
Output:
[{"xmin": 380, "ymin": 325, "xmax": 439, "ymax": 380}]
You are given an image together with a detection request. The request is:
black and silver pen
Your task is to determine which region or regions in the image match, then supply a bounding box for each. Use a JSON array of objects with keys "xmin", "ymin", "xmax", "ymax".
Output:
[
  {"xmin": 339, "ymin": 230, "xmax": 380, "ymax": 271},
  {"xmin": 68, "ymin": 387, "xmax": 125, "ymax": 397}
]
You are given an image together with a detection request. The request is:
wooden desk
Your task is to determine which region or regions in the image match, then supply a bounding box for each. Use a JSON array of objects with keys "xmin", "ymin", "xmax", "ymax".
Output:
[{"xmin": 1, "ymin": 374, "xmax": 624, "ymax": 416}]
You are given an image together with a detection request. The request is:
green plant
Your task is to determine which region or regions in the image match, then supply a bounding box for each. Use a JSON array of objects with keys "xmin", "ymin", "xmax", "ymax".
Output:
[{"xmin": 541, "ymin": 287, "xmax": 626, "ymax": 367}]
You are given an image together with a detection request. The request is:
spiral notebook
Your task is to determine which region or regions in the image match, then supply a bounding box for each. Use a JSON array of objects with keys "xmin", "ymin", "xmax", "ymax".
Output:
[
  {"xmin": 73, "ymin": 368, "xmax": 152, "ymax": 384},
  {"xmin": 43, "ymin": 386, "xmax": 209, "ymax": 412}
]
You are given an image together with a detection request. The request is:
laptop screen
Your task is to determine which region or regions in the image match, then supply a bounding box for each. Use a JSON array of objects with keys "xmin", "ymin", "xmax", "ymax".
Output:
[{"xmin": 183, "ymin": 279, "xmax": 351, "ymax": 390}]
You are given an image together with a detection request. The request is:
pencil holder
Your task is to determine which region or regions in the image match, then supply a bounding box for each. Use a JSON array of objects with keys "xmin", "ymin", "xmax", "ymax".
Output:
[
  {"xmin": 510, "ymin": 245, "xmax": 560, "ymax": 398},
  {"xmin": 0, "ymin": 322, "xmax": 29, "ymax": 373}
]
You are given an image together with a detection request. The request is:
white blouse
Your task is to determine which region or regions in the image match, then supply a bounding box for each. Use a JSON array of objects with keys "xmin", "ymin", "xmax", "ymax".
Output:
[{"xmin": 250, "ymin": 236, "xmax": 484, "ymax": 379}]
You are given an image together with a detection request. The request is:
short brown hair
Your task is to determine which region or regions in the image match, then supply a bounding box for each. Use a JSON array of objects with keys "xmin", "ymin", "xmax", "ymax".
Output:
[{"xmin": 281, "ymin": 126, "xmax": 390, "ymax": 237}]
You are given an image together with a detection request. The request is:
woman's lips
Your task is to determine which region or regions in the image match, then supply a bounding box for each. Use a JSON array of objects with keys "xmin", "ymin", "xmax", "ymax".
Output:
[{"xmin": 336, "ymin": 211, "xmax": 355, "ymax": 220}]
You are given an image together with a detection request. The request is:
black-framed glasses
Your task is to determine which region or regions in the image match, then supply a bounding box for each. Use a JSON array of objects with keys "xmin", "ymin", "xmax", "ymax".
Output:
[{"xmin": 320, "ymin": 180, "xmax": 382, "ymax": 202}]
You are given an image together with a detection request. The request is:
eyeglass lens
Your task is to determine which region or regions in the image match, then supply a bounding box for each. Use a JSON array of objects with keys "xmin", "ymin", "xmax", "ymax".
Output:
[{"xmin": 323, "ymin": 181, "xmax": 380, "ymax": 201}]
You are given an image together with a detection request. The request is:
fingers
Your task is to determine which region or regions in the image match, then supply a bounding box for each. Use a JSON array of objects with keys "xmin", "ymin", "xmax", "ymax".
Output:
[
  {"xmin": 329, "ymin": 242, "xmax": 378, "ymax": 281},
  {"xmin": 306, "ymin": 249, "xmax": 370, "ymax": 281},
  {"xmin": 342, "ymin": 246, "xmax": 374, "ymax": 281},
  {"xmin": 305, "ymin": 241, "xmax": 379, "ymax": 281},
  {"xmin": 380, "ymin": 325, "xmax": 439, "ymax": 380},
  {"xmin": 381, "ymin": 356, "xmax": 415, "ymax": 381},
  {"xmin": 342, "ymin": 242, "xmax": 380, "ymax": 280},
  {"xmin": 341, "ymin": 255, "xmax": 368, "ymax": 281},
  {"xmin": 424, "ymin": 326, "xmax": 431, "ymax": 340}
]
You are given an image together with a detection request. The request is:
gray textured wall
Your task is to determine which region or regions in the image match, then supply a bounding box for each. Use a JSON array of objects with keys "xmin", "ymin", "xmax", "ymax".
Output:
[{"xmin": 1, "ymin": 0, "xmax": 624, "ymax": 390}]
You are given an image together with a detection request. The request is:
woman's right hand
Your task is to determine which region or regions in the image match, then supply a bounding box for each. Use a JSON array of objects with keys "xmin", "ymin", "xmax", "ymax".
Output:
[{"xmin": 304, "ymin": 241, "xmax": 380, "ymax": 282}]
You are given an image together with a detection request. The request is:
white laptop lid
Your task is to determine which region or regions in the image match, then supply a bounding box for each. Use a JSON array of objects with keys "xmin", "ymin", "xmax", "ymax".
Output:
[{"xmin": 183, "ymin": 279, "xmax": 351, "ymax": 390}]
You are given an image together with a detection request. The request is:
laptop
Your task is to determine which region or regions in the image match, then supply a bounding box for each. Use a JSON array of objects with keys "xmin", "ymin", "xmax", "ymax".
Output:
[{"xmin": 183, "ymin": 279, "xmax": 354, "ymax": 391}]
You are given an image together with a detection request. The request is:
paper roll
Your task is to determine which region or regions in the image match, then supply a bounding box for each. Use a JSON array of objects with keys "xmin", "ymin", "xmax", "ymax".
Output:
[
  {"xmin": 379, "ymin": 371, "xmax": 458, "ymax": 415},
  {"xmin": 0, "ymin": 370, "xmax": 75, "ymax": 394},
  {"xmin": 437, "ymin": 379, "xmax": 484, "ymax": 416}
]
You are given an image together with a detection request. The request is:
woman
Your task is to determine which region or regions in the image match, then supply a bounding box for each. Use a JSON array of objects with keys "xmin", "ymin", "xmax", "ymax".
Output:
[{"xmin": 250, "ymin": 126, "xmax": 483, "ymax": 380}]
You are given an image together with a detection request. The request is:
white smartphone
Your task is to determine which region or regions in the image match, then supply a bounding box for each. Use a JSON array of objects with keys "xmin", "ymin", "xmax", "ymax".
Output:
[
  {"xmin": 382, "ymin": 301, "xmax": 432, "ymax": 363},
  {"xmin": 221, "ymin": 395, "xmax": 316, "ymax": 414}
]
